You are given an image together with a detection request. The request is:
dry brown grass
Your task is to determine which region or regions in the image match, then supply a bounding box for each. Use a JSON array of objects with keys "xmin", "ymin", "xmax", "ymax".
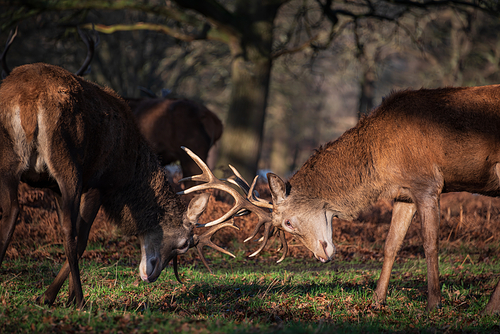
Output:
[{"xmin": 6, "ymin": 176, "xmax": 500, "ymax": 264}]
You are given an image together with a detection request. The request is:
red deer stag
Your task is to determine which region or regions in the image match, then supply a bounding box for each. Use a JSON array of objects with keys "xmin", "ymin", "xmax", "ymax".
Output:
[
  {"xmin": 125, "ymin": 97, "xmax": 223, "ymax": 180},
  {"xmin": 181, "ymin": 85, "xmax": 500, "ymax": 314},
  {"xmin": 0, "ymin": 31, "xmax": 235, "ymax": 309}
]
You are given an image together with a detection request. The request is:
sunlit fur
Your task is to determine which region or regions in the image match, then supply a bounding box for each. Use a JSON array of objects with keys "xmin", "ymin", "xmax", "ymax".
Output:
[
  {"xmin": 0, "ymin": 63, "xmax": 208, "ymax": 307},
  {"xmin": 269, "ymin": 84, "xmax": 500, "ymax": 313}
]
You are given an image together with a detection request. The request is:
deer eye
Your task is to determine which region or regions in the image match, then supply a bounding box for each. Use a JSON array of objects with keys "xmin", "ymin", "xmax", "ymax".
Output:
[{"xmin": 284, "ymin": 219, "xmax": 294, "ymax": 230}]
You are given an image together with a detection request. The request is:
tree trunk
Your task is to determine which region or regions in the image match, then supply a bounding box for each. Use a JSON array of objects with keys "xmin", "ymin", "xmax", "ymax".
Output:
[
  {"xmin": 218, "ymin": 54, "xmax": 272, "ymax": 181},
  {"xmin": 216, "ymin": 2, "xmax": 278, "ymax": 182}
]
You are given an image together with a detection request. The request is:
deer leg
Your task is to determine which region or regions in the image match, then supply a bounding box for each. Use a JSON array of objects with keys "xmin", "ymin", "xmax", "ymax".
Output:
[
  {"xmin": 36, "ymin": 180, "xmax": 84, "ymax": 308},
  {"xmin": 483, "ymin": 280, "xmax": 500, "ymax": 314},
  {"xmin": 60, "ymin": 185, "xmax": 85, "ymax": 309},
  {"xmin": 66, "ymin": 189, "xmax": 101, "ymax": 306},
  {"xmin": 418, "ymin": 196, "xmax": 442, "ymax": 311},
  {"xmin": 483, "ymin": 165, "xmax": 500, "ymax": 314},
  {"xmin": 0, "ymin": 177, "xmax": 19, "ymax": 266},
  {"xmin": 39, "ymin": 189, "xmax": 101, "ymax": 308},
  {"xmin": 373, "ymin": 201, "xmax": 416, "ymax": 305}
]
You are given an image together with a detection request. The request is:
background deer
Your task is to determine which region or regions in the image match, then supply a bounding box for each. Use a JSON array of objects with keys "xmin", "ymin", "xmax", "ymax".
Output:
[
  {"xmin": 183, "ymin": 84, "xmax": 500, "ymax": 314},
  {"xmin": 125, "ymin": 96, "xmax": 223, "ymax": 180},
  {"xmin": 0, "ymin": 31, "xmax": 235, "ymax": 308}
]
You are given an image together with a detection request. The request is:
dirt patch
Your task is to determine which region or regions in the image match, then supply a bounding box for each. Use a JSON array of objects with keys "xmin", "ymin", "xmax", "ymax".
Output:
[{"xmin": 5, "ymin": 178, "xmax": 500, "ymax": 265}]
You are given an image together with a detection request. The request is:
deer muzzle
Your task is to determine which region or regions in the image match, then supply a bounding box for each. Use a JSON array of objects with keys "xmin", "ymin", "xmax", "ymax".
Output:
[{"xmin": 314, "ymin": 239, "xmax": 336, "ymax": 263}]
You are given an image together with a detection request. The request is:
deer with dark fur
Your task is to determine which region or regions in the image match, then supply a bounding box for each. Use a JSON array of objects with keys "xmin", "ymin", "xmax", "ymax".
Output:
[
  {"xmin": 125, "ymin": 97, "xmax": 223, "ymax": 179},
  {"xmin": 183, "ymin": 84, "xmax": 500, "ymax": 314},
  {"xmin": 0, "ymin": 30, "xmax": 234, "ymax": 309}
]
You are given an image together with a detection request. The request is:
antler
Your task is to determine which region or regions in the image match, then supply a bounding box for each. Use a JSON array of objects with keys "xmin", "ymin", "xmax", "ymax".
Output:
[
  {"xmin": 1, "ymin": 25, "xmax": 98, "ymax": 79},
  {"xmin": 192, "ymin": 221, "xmax": 239, "ymax": 274},
  {"xmin": 172, "ymin": 219, "xmax": 240, "ymax": 282},
  {"xmin": 1, "ymin": 26, "xmax": 18, "ymax": 78},
  {"xmin": 172, "ymin": 218, "xmax": 239, "ymax": 283},
  {"xmin": 179, "ymin": 147, "xmax": 289, "ymax": 263},
  {"xmin": 75, "ymin": 25, "xmax": 100, "ymax": 76},
  {"xmin": 227, "ymin": 165, "xmax": 288, "ymax": 263}
]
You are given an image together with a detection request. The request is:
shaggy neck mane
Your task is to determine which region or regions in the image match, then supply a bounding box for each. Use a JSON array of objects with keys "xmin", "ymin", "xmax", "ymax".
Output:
[
  {"xmin": 289, "ymin": 117, "xmax": 384, "ymax": 219},
  {"xmin": 101, "ymin": 140, "xmax": 186, "ymax": 236}
]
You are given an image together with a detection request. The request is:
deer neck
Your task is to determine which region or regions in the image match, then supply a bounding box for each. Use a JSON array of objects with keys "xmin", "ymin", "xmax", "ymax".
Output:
[
  {"xmin": 289, "ymin": 122, "xmax": 384, "ymax": 220},
  {"xmin": 102, "ymin": 149, "xmax": 186, "ymax": 236}
]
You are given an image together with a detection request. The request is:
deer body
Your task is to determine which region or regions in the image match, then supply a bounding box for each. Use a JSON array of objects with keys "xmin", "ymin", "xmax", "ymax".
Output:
[
  {"xmin": 0, "ymin": 63, "xmax": 211, "ymax": 308},
  {"xmin": 126, "ymin": 97, "xmax": 223, "ymax": 178},
  {"xmin": 267, "ymin": 84, "xmax": 500, "ymax": 313}
]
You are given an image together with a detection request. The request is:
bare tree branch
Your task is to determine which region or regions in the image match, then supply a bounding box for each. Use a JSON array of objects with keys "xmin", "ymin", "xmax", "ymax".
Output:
[{"xmin": 80, "ymin": 22, "xmax": 229, "ymax": 43}]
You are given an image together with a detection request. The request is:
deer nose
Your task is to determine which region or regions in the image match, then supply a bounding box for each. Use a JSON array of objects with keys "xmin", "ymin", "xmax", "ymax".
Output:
[
  {"xmin": 316, "ymin": 240, "xmax": 330, "ymax": 263},
  {"xmin": 140, "ymin": 256, "xmax": 159, "ymax": 282}
]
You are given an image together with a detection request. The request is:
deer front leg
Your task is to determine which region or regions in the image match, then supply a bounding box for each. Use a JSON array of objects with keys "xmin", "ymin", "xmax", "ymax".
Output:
[
  {"xmin": 374, "ymin": 201, "xmax": 416, "ymax": 305},
  {"xmin": 66, "ymin": 189, "xmax": 101, "ymax": 306},
  {"xmin": 38, "ymin": 189, "xmax": 101, "ymax": 308},
  {"xmin": 418, "ymin": 196, "xmax": 442, "ymax": 311}
]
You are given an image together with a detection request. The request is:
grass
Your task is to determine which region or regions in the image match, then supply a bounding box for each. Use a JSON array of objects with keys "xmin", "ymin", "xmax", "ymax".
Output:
[{"xmin": 1, "ymin": 241, "xmax": 500, "ymax": 334}]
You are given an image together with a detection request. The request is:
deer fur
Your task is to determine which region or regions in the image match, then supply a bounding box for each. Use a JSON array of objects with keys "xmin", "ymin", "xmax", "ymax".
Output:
[
  {"xmin": 0, "ymin": 63, "xmax": 210, "ymax": 309},
  {"xmin": 267, "ymin": 84, "xmax": 500, "ymax": 313},
  {"xmin": 126, "ymin": 97, "xmax": 223, "ymax": 178}
]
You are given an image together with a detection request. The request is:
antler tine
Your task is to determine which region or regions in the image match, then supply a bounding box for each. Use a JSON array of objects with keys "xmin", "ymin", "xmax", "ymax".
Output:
[
  {"xmin": 228, "ymin": 165, "xmax": 273, "ymax": 210},
  {"xmin": 226, "ymin": 176, "xmax": 250, "ymax": 195},
  {"xmin": 276, "ymin": 230, "xmax": 289, "ymax": 264},
  {"xmin": 248, "ymin": 220, "xmax": 274, "ymax": 258},
  {"xmin": 244, "ymin": 217, "xmax": 267, "ymax": 243},
  {"xmin": 228, "ymin": 165, "xmax": 250, "ymax": 192},
  {"xmin": 193, "ymin": 221, "xmax": 239, "ymax": 274},
  {"xmin": 172, "ymin": 255, "xmax": 183, "ymax": 283},
  {"xmin": 1, "ymin": 26, "xmax": 18, "ymax": 78},
  {"xmin": 248, "ymin": 176, "xmax": 273, "ymax": 209},
  {"xmin": 75, "ymin": 24, "xmax": 100, "ymax": 76},
  {"xmin": 178, "ymin": 146, "xmax": 216, "ymax": 185}
]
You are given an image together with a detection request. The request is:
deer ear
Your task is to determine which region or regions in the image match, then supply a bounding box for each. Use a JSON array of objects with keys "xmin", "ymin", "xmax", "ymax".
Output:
[
  {"xmin": 267, "ymin": 173, "xmax": 287, "ymax": 205},
  {"xmin": 186, "ymin": 193, "xmax": 210, "ymax": 223}
]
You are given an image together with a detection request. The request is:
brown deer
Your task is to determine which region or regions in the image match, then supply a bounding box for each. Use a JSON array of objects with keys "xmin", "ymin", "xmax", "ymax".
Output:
[
  {"xmin": 0, "ymin": 31, "xmax": 235, "ymax": 308},
  {"xmin": 181, "ymin": 84, "xmax": 500, "ymax": 314},
  {"xmin": 125, "ymin": 97, "xmax": 223, "ymax": 179}
]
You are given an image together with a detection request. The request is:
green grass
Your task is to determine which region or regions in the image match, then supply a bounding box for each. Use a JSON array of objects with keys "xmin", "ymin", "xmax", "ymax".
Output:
[{"xmin": 1, "ymin": 244, "xmax": 500, "ymax": 333}]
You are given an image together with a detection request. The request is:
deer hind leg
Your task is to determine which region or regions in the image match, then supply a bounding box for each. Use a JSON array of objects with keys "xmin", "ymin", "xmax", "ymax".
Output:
[
  {"xmin": 66, "ymin": 189, "xmax": 101, "ymax": 306},
  {"xmin": 374, "ymin": 201, "xmax": 416, "ymax": 305},
  {"xmin": 0, "ymin": 176, "xmax": 20, "ymax": 266}
]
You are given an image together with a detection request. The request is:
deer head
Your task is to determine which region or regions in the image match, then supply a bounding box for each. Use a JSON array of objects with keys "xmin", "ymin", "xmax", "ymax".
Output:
[
  {"xmin": 266, "ymin": 173, "xmax": 336, "ymax": 263},
  {"xmin": 180, "ymin": 147, "xmax": 337, "ymax": 263}
]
